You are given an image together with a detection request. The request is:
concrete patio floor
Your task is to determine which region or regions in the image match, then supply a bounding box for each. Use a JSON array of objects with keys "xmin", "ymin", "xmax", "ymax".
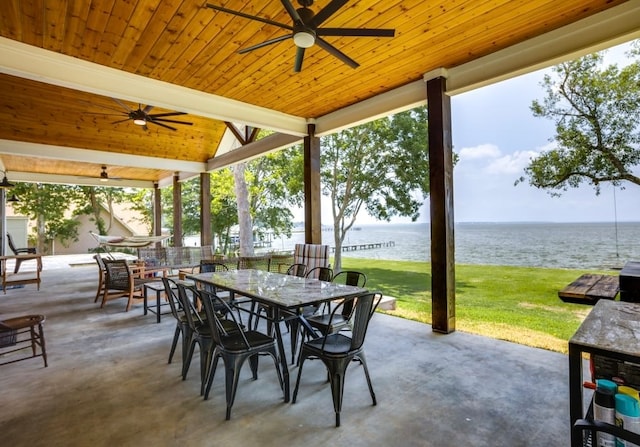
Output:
[{"xmin": 0, "ymin": 255, "xmax": 575, "ymax": 446}]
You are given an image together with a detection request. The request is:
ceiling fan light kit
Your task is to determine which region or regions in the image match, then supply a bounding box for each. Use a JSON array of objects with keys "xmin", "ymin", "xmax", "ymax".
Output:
[
  {"xmin": 100, "ymin": 166, "xmax": 109, "ymax": 182},
  {"xmin": 206, "ymin": 0, "xmax": 394, "ymax": 72},
  {"xmin": 293, "ymin": 30, "xmax": 315, "ymax": 48}
]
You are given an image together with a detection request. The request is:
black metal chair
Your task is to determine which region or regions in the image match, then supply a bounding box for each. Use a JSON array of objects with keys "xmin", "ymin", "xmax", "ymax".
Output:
[
  {"xmin": 176, "ymin": 282, "xmax": 213, "ymax": 394},
  {"xmin": 293, "ymin": 291, "xmax": 382, "ymax": 427},
  {"xmin": 306, "ymin": 270, "xmax": 368, "ymax": 335},
  {"xmin": 161, "ymin": 277, "xmax": 189, "ymax": 366},
  {"xmin": 286, "ymin": 266, "xmax": 335, "ymax": 363},
  {"xmin": 306, "ymin": 266, "xmax": 333, "ymax": 281},
  {"xmin": 6, "ymin": 233, "xmax": 36, "ymax": 273},
  {"xmin": 286, "ymin": 263, "xmax": 307, "ymax": 277},
  {"xmin": 177, "ymin": 282, "xmax": 243, "ymax": 395},
  {"xmin": 199, "ymin": 288, "xmax": 284, "ymax": 420}
]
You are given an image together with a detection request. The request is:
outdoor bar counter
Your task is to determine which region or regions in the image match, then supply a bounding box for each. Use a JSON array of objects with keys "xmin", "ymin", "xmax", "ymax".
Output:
[{"xmin": 569, "ymin": 299, "xmax": 640, "ymax": 446}]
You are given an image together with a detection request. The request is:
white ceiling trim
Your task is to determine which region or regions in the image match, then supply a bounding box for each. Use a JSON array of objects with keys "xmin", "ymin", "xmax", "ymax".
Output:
[
  {"xmin": 314, "ymin": 80, "xmax": 427, "ymax": 136},
  {"xmin": 208, "ymin": 132, "xmax": 302, "ymax": 170},
  {"xmin": 0, "ymin": 139, "xmax": 206, "ymax": 173},
  {"xmin": 0, "ymin": 37, "xmax": 308, "ymax": 137},
  {"xmin": 8, "ymin": 171, "xmax": 154, "ymax": 188}
]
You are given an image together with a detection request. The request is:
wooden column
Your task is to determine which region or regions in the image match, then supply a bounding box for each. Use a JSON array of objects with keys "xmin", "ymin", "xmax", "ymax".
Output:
[
  {"xmin": 427, "ymin": 76, "xmax": 456, "ymax": 334},
  {"xmin": 0, "ymin": 188, "xmax": 5, "ymax": 256},
  {"xmin": 303, "ymin": 123, "xmax": 322, "ymax": 244},
  {"xmin": 153, "ymin": 183, "xmax": 162, "ymax": 249},
  {"xmin": 200, "ymin": 172, "xmax": 212, "ymax": 246},
  {"xmin": 172, "ymin": 174, "xmax": 182, "ymax": 247}
]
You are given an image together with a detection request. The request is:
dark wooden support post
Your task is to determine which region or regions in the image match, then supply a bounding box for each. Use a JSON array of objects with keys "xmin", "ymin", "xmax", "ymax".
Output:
[
  {"xmin": 200, "ymin": 172, "xmax": 212, "ymax": 247},
  {"xmin": 427, "ymin": 76, "xmax": 456, "ymax": 334},
  {"xmin": 303, "ymin": 123, "xmax": 322, "ymax": 244},
  {"xmin": 172, "ymin": 173, "xmax": 182, "ymax": 247},
  {"xmin": 153, "ymin": 183, "xmax": 162, "ymax": 249}
]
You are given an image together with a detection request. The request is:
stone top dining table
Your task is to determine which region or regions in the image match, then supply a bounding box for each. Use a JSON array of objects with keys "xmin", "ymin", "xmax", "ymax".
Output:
[{"xmin": 186, "ymin": 268, "xmax": 368, "ymax": 402}]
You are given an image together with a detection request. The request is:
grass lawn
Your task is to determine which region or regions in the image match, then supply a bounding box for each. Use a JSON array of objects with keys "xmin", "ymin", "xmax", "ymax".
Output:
[{"xmin": 340, "ymin": 257, "xmax": 610, "ymax": 354}]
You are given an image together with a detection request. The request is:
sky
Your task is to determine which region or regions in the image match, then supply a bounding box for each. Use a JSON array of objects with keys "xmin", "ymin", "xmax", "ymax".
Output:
[{"xmin": 347, "ymin": 40, "xmax": 638, "ymax": 225}]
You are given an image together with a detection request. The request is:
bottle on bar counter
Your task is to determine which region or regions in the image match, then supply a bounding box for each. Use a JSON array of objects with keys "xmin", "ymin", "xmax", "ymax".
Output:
[
  {"xmin": 615, "ymin": 393, "xmax": 640, "ymax": 447},
  {"xmin": 595, "ymin": 379, "xmax": 618, "ymax": 447}
]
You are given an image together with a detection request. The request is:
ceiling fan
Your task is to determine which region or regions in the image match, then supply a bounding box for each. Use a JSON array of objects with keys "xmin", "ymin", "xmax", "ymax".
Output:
[
  {"xmin": 80, "ymin": 166, "xmax": 121, "ymax": 182},
  {"xmin": 87, "ymin": 98, "xmax": 193, "ymax": 131},
  {"xmin": 206, "ymin": 0, "xmax": 395, "ymax": 72}
]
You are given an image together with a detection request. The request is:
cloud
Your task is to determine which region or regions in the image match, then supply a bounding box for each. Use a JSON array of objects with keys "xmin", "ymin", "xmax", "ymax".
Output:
[
  {"xmin": 458, "ymin": 143, "xmax": 501, "ymax": 160},
  {"xmin": 486, "ymin": 150, "xmax": 539, "ymax": 174}
]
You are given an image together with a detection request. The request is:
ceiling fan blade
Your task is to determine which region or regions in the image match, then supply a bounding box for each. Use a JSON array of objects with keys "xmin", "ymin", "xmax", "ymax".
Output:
[
  {"xmin": 207, "ymin": 4, "xmax": 293, "ymax": 30},
  {"xmin": 112, "ymin": 98, "xmax": 133, "ymax": 113},
  {"xmin": 148, "ymin": 121, "xmax": 177, "ymax": 131},
  {"xmin": 310, "ymin": 0, "xmax": 348, "ymax": 28},
  {"xmin": 142, "ymin": 104, "xmax": 154, "ymax": 114},
  {"xmin": 280, "ymin": 0, "xmax": 304, "ymax": 26},
  {"xmin": 81, "ymin": 100, "xmax": 129, "ymax": 115},
  {"xmin": 316, "ymin": 37, "xmax": 359, "ymax": 69},
  {"xmin": 84, "ymin": 112, "xmax": 126, "ymax": 117},
  {"xmin": 317, "ymin": 28, "xmax": 395, "ymax": 38},
  {"xmin": 148, "ymin": 111, "xmax": 188, "ymax": 118},
  {"xmin": 111, "ymin": 118, "xmax": 132, "ymax": 124},
  {"xmin": 151, "ymin": 118, "xmax": 193, "ymax": 125},
  {"xmin": 238, "ymin": 34, "xmax": 293, "ymax": 54},
  {"xmin": 294, "ymin": 47, "xmax": 305, "ymax": 72}
]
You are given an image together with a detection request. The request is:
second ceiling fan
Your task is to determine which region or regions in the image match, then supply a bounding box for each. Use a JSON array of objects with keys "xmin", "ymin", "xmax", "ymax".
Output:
[{"xmin": 206, "ymin": 0, "xmax": 395, "ymax": 72}]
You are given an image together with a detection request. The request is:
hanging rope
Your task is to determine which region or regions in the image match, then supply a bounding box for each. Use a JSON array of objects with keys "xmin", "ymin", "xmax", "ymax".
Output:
[{"xmin": 613, "ymin": 186, "xmax": 620, "ymax": 259}]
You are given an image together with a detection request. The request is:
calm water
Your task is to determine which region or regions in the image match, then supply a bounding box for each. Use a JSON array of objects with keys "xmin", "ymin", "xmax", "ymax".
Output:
[{"xmin": 273, "ymin": 222, "xmax": 640, "ymax": 270}]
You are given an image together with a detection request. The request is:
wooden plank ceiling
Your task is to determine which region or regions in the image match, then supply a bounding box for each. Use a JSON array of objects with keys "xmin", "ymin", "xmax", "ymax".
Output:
[{"xmin": 0, "ymin": 0, "xmax": 633, "ymax": 186}]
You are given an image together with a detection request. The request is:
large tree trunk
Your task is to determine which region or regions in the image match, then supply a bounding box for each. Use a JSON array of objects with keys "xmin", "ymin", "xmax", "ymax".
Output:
[
  {"xmin": 37, "ymin": 213, "xmax": 47, "ymax": 254},
  {"xmin": 233, "ymin": 162, "xmax": 254, "ymax": 256}
]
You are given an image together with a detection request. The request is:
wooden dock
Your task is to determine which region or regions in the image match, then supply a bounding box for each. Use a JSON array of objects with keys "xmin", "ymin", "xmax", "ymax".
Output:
[{"xmin": 331, "ymin": 241, "xmax": 395, "ymax": 253}]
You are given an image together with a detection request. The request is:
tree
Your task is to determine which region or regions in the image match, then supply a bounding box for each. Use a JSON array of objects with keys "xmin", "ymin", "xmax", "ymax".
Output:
[
  {"xmin": 322, "ymin": 106, "xmax": 430, "ymax": 271},
  {"xmin": 248, "ymin": 147, "xmax": 304, "ymax": 239},
  {"xmin": 517, "ymin": 44, "xmax": 640, "ymax": 195},
  {"xmin": 233, "ymin": 162, "xmax": 254, "ymax": 256},
  {"xmin": 9, "ymin": 183, "xmax": 83, "ymax": 254},
  {"xmin": 75, "ymin": 186, "xmax": 127, "ymax": 235}
]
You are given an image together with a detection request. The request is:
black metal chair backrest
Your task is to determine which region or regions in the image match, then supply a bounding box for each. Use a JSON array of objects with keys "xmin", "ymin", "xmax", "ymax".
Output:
[
  {"xmin": 332, "ymin": 270, "xmax": 367, "ymax": 288},
  {"xmin": 306, "ymin": 266, "xmax": 333, "ymax": 282},
  {"xmin": 161, "ymin": 277, "xmax": 184, "ymax": 321},
  {"xmin": 318, "ymin": 292, "xmax": 382, "ymax": 353},
  {"xmin": 103, "ymin": 259, "xmax": 132, "ymax": 291},
  {"xmin": 199, "ymin": 260, "xmax": 229, "ymax": 273},
  {"xmin": 198, "ymin": 288, "xmax": 250, "ymax": 348},
  {"xmin": 286, "ymin": 263, "xmax": 307, "ymax": 277},
  {"xmin": 176, "ymin": 282, "xmax": 204, "ymax": 331},
  {"xmin": 332, "ymin": 271, "xmax": 367, "ymax": 317}
]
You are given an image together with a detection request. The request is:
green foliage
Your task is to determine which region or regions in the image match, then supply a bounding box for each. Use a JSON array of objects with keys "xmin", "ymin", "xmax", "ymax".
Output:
[
  {"xmin": 74, "ymin": 186, "xmax": 127, "ymax": 234},
  {"xmin": 9, "ymin": 183, "xmax": 84, "ymax": 253},
  {"xmin": 248, "ymin": 146, "xmax": 304, "ymax": 238},
  {"xmin": 322, "ymin": 106, "xmax": 430, "ymax": 270},
  {"xmin": 519, "ymin": 43, "xmax": 640, "ymax": 195},
  {"xmin": 124, "ymin": 188, "xmax": 154, "ymax": 234}
]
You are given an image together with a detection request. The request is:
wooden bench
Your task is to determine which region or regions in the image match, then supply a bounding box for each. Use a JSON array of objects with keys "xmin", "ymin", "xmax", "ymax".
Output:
[
  {"xmin": 0, "ymin": 254, "xmax": 42, "ymax": 294},
  {"xmin": 558, "ymin": 274, "xmax": 619, "ymax": 304}
]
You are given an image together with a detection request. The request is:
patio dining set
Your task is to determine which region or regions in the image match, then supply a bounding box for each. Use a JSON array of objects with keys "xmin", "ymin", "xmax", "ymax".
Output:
[{"xmin": 93, "ymin": 243, "xmax": 383, "ymax": 427}]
